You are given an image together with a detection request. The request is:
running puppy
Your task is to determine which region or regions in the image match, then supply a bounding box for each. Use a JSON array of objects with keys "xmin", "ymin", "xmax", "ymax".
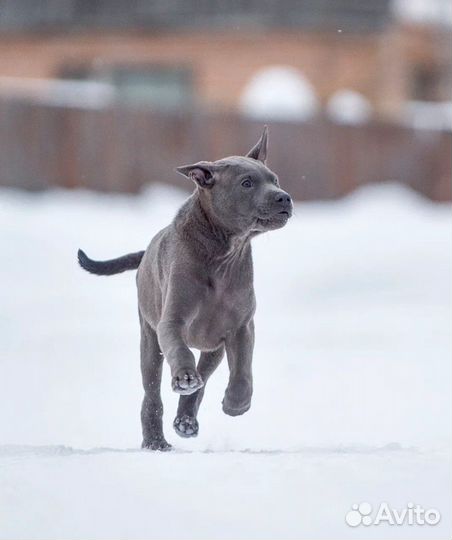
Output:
[{"xmin": 78, "ymin": 127, "xmax": 293, "ymax": 450}]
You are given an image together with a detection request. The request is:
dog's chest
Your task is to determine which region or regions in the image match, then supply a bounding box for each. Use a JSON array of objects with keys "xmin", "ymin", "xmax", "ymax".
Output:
[{"xmin": 185, "ymin": 276, "xmax": 254, "ymax": 351}]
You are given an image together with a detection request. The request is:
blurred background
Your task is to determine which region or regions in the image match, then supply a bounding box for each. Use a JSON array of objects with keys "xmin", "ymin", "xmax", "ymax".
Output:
[{"xmin": 0, "ymin": 0, "xmax": 450, "ymax": 200}]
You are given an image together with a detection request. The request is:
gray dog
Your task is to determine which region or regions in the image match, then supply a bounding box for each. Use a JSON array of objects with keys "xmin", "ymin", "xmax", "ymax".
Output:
[{"xmin": 78, "ymin": 127, "xmax": 292, "ymax": 450}]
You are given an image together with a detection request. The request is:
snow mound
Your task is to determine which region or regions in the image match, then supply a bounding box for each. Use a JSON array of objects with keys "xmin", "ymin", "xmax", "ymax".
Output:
[
  {"xmin": 0, "ymin": 76, "xmax": 115, "ymax": 109},
  {"xmin": 392, "ymin": 0, "xmax": 452, "ymax": 26},
  {"xmin": 240, "ymin": 66, "xmax": 319, "ymax": 121},
  {"xmin": 403, "ymin": 101, "xmax": 452, "ymax": 131},
  {"xmin": 327, "ymin": 89, "xmax": 373, "ymax": 125}
]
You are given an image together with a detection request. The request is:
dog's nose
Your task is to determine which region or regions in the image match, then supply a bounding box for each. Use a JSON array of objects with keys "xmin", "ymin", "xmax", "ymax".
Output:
[{"xmin": 275, "ymin": 191, "xmax": 292, "ymax": 207}]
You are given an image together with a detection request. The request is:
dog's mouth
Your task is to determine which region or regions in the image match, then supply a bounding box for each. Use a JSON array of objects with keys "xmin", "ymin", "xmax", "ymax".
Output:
[{"xmin": 256, "ymin": 209, "xmax": 292, "ymax": 229}]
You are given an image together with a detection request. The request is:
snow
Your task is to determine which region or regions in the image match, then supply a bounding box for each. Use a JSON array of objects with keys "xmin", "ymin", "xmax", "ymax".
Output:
[
  {"xmin": 327, "ymin": 89, "xmax": 373, "ymax": 125},
  {"xmin": 0, "ymin": 77, "xmax": 116, "ymax": 109},
  {"xmin": 0, "ymin": 182, "xmax": 450, "ymax": 539},
  {"xmin": 240, "ymin": 66, "xmax": 319, "ymax": 121},
  {"xmin": 403, "ymin": 101, "xmax": 452, "ymax": 132},
  {"xmin": 392, "ymin": 0, "xmax": 452, "ymax": 26}
]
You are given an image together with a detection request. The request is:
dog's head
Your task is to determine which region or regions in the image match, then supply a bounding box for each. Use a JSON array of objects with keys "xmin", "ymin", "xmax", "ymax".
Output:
[{"xmin": 176, "ymin": 126, "xmax": 293, "ymax": 234}]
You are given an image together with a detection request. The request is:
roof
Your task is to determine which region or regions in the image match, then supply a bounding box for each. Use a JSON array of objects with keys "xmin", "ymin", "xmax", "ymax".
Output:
[{"xmin": 0, "ymin": 0, "xmax": 391, "ymax": 34}]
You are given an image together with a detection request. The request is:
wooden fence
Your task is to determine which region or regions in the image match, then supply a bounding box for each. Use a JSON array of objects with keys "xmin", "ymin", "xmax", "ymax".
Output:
[{"xmin": 0, "ymin": 96, "xmax": 450, "ymax": 201}]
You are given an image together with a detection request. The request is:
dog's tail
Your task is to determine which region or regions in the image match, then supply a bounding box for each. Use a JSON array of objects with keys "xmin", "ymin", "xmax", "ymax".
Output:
[{"xmin": 77, "ymin": 249, "xmax": 145, "ymax": 276}]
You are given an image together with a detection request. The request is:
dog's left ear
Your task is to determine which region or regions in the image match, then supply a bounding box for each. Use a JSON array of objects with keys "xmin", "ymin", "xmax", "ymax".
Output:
[
  {"xmin": 246, "ymin": 125, "xmax": 268, "ymax": 163},
  {"xmin": 176, "ymin": 161, "xmax": 216, "ymax": 189}
]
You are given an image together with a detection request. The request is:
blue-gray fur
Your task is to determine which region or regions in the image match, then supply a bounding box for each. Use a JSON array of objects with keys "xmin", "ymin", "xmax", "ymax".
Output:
[{"xmin": 78, "ymin": 126, "xmax": 293, "ymax": 450}]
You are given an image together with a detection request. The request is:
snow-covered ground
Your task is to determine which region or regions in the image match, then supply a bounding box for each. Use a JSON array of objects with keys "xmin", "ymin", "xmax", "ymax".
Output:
[{"xmin": 0, "ymin": 182, "xmax": 450, "ymax": 539}]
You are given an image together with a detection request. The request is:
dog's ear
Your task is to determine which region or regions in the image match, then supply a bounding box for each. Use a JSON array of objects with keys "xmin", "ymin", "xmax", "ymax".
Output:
[
  {"xmin": 246, "ymin": 125, "xmax": 268, "ymax": 163},
  {"xmin": 175, "ymin": 161, "xmax": 216, "ymax": 189}
]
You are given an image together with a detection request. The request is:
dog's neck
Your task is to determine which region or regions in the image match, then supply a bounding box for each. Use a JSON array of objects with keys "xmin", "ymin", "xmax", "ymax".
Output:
[{"xmin": 175, "ymin": 192, "xmax": 251, "ymax": 264}]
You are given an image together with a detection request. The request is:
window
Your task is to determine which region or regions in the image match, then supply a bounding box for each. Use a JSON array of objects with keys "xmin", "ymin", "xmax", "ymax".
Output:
[
  {"xmin": 106, "ymin": 66, "xmax": 193, "ymax": 109},
  {"xmin": 60, "ymin": 64, "xmax": 193, "ymax": 110}
]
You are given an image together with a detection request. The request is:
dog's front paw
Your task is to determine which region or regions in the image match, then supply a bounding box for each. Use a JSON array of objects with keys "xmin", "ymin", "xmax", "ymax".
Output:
[
  {"xmin": 174, "ymin": 414, "xmax": 199, "ymax": 438},
  {"xmin": 172, "ymin": 368, "xmax": 203, "ymax": 395},
  {"xmin": 142, "ymin": 438, "xmax": 172, "ymax": 451}
]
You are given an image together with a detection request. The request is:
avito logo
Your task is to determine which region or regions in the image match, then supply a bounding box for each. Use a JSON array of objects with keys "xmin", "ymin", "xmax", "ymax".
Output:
[{"xmin": 345, "ymin": 502, "xmax": 441, "ymax": 527}]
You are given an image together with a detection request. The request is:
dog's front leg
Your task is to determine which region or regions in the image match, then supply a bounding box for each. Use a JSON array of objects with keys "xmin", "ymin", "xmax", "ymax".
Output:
[
  {"xmin": 174, "ymin": 345, "xmax": 225, "ymax": 438},
  {"xmin": 223, "ymin": 319, "xmax": 255, "ymax": 416},
  {"xmin": 157, "ymin": 319, "xmax": 204, "ymax": 395},
  {"xmin": 157, "ymin": 274, "xmax": 204, "ymax": 395}
]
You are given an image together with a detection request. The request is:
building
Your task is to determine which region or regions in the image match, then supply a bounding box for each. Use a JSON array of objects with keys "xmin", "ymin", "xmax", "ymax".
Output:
[
  {"xmin": 0, "ymin": 1, "xmax": 450, "ymax": 200},
  {"xmin": 0, "ymin": 1, "xmax": 450, "ymax": 121}
]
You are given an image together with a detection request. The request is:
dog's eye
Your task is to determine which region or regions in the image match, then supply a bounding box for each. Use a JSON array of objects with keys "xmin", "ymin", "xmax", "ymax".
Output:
[{"xmin": 241, "ymin": 178, "xmax": 252, "ymax": 188}]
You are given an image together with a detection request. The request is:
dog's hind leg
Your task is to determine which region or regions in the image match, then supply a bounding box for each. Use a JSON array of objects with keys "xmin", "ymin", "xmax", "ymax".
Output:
[
  {"xmin": 140, "ymin": 313, "xmax": 171, "ymax": 451},
  {"xmin": 223, "ymin": 320, "xmax": 254, "ymax": 417},
  {"xmin": 173, "ymin": 345, "xmax": 225, "ymax": 438}
]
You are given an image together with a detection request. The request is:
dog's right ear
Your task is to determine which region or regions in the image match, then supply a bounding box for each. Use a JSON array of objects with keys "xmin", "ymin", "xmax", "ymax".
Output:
[
  {"xmin": 175, "ymin": 161, "xmax": 216, "ymax": 189},
  {"xmin": 246, "ymin": 125, "xmax": 269, "ymax": 163}
]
